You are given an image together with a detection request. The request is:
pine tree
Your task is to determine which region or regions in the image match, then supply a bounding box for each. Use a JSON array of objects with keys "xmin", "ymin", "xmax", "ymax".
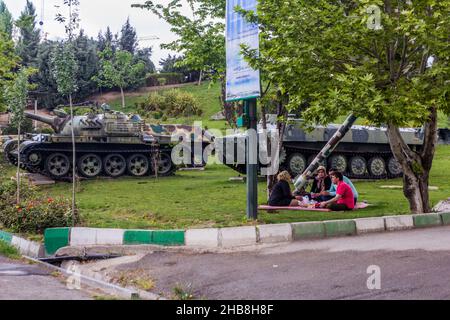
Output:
[
  {"xmin": 104, "ymin": 26, "xmax": 115, "ymax": 50},
  {"xmin": 119, "ymin": 18, "xmax": 138, "ymax": 54},
  {"xmin": 135, "ymin": 47, "xmax": 156, "ymax": 74},
  {"xmin": 97, "ymin": 30, "xmax": 106, "ymax": 52},
  {"xmin": 0, "ymin": 0, "xmax": 13, "ymax": 38},
  {"xmin": 16, "ymin": 0, "xmax": 41, "ymax": 67}
]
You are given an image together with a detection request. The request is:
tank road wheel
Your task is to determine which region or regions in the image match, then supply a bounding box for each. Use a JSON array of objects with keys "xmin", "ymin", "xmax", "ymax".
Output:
[
  {"xmin": 387, "ymin": 157, "xmax": 403, "ymax": 176},
  {"xmin": 328, "ymin": 154, "xmax": 348, "ymax": 173},
  {"xmin": 104, "ymin": 154, "xmax": 127, "ymax": 178},
  {"xmin": 3, "ymin": 140, "xmax": 18, "ymax": 166},
  {"xmin": 349, "ymin": 156, "xmax": 367, "ymax": 177},
  {"xmin": 287, "ymin": 153, "xmax": 307, "ymax": 176},
  {"xmin": 78, "ymin": 154, "xmax": 103, "ymax": 178},
  {"xmin": 157, "ymin": 152, "xmax": 174, "ymax": 176},
  {"xmin": 46, "ymin": 153, "xmax": 70, "ymax": 179},
  {"xmin": 127, "ymin": 154, "xmax": 150, "ymax": 177},
  {"xmin": 368, "ymin": 156, "xmax": 386, "ymax": 178}
]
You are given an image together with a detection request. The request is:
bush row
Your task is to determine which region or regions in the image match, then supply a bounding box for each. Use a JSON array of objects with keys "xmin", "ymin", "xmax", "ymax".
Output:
[
  {"xmin": 0, "ymin": 181, "xmax": 76, "ymax": 234},
  {"xmin": 145, "ymin": 73, "xmax": 186, "ymax": 87},
  {"xmin": 136, "ymin": 89, "xmax": 203, "ymax": 120}
]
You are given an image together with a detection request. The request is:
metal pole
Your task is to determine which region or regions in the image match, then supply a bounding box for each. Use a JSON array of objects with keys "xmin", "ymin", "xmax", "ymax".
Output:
[{"xmin": 246, "ymin": 99, "xmax": 258, "ymax": 220}]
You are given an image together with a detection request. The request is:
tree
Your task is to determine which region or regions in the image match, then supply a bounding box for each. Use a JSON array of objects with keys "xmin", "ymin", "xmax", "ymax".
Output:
[
  {"xmin": 93, "ymin": 47, "xmax": 145, "ymax": 108},
  {"xmin": 248, "ymin": 0, "xmax": 450, "ymax": 213},
  {"xmin": 134, "ymin": 0, "xmax": 239, "ymax": 126},
  {"xmin": 133, "ymin": 0, "xmax": 225, "ymax": 84},
  {"xmin": 4, "ymin": 68, "xmax": 31, "ymax": 204},
  {"xmin": 73, "ymin": 29, "xmax": 99, "ymax": 100},
  {"xmin": 0, "ymin": 32, "xmax": 20, "ymax": 112},
  {"xmin": 54, "ymin": 0, "xmax": 80, "ymax": 222},
  {"xmin": 104, "ymin": 26, "xmax": 116, "ymax": 52},
  {"xmin": 16, "ymin": 0, "xmax": 41, "ymax": 67},
  {"xmin": 119, "ymin": 18, "xmax": 138, "ymax": 54},
  {"xmin": 0, "ymin": 0, "xmax": 13, "ymax": 38},
  {"xmin": 135, "ymin": 47, "xmax": 156, "ymax": 74}
]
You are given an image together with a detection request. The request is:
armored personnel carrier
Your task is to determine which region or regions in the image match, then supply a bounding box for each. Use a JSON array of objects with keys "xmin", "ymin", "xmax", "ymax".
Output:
[
  {"xmin": 3, "ymin": 105, "xmax": 211, "ymax": 180},
  {"xmin": 215, "ymin": 115, "xmax": 432, "ymax": 180}
]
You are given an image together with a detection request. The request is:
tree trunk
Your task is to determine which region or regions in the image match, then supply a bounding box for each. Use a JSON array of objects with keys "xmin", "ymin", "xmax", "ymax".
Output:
[
  {"xmin": 265, "ymin": 91, "xmax": 288, "ymax": 201},
  {"xmin": 69, "ymin": 94, "xmax": 77, "ymax": 224},
  {"xmin": 16, "ymin": 123, "xmax": 21, "ymax": 205},
  {"xmin": 120, "ymin": 87, "xmax": 125, "ymax": 109},
  {"xmin": 220, "ymin": 77, "xmax": 236, "ymax": 128},
  {"xmin": 198, "ymin": 70, "xmax": 203, "ymax": 86},
  {"xmin": 387, "ymin": 107, "xmax": 438, "ymax": 213}
]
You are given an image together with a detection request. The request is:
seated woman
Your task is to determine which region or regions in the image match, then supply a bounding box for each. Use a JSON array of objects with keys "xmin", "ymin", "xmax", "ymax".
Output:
[
  {"xmin": 309, "ymin": 166, "xmax": 332, "ymax": 201},
  {"xmin": 269, "ymin": 171, "xmax": 303, "ymax": 207}
]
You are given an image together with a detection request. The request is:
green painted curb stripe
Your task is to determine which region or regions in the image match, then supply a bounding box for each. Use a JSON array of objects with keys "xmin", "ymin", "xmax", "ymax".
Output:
[
  {"xmin": 152, "ymin": 230, "xmax": 185, "ymax": 246},
  {"xmin": 44, "ymin": 228, "xmax": 71, "ymax": 255},
  {"xmin": 324, "ymin": 220, "xmax": 356, "ymax": 237},
  {"xmin": 440, "ymin": 212, "xmax": 450, "ymax": 225},
  {"xmin": 0, "ymin": 230, "xmax": 13, "ymax": 244},
  {"xmin": 292, "ymin": 222, "xmax": 325, "ymax": 240},
  {"xmin": 414, "ymin": 214, "xmax": 442, "ymax": 228},
  {"xmin": 123, "ymin": 230, "xmax": 152, "ymax": 245},
  {"xmin": 123, "ymin": 230, "xmax": 185, "ymax": 246}
]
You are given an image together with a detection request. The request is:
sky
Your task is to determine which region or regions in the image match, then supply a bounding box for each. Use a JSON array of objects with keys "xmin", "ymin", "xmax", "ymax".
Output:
[{"xmin": 2, "ymin": 0, "xmax": 183, "ymax": 69}]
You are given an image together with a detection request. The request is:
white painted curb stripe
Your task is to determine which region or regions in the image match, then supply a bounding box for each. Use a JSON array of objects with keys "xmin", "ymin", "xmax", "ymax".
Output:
[
  {"xmin": 185, "ymin": 228, "xmax": 220, "ymax": 247},
  {"xmin": 257, "ymin": 224, "xmax": 293, "ymax": 244}
]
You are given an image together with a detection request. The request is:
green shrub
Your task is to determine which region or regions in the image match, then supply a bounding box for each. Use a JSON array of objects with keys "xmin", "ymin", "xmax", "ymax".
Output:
[
  {"xmin": 1, "ymin": 118, "xmax": 33, "ymax": 135},
  {"xmin": 136, "ymin": 89, "xmax": 203, "ymax": 118},
  {"xmin": 157, "ymin": 78, "xmax": 167, "ymax": 86},
  {"xmin": 0, "ymin": 181, "xmax": 76, "ymax": 234},
  {"xmin": 146, "ymin": 73, "xmax": 185, "ymax": 87}
]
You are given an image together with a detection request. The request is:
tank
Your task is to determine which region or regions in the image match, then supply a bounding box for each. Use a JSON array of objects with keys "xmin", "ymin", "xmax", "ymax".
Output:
[
  {"xmin": 215, "ymin": 114, "xmax": 435, "ymax": 180},
  {"xmin": 3, "ymin": 105, "xmax": 211, "ymax": 180}
]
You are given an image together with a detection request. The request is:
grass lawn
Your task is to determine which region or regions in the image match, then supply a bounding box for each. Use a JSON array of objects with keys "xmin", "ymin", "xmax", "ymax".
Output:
[
  {"xmin": 1, "ymin": 145, "xmax": 448, "ymax": 231},
  {"xmin": 108, "ymin": 82, "xmax": 230, "ymax": 131}
]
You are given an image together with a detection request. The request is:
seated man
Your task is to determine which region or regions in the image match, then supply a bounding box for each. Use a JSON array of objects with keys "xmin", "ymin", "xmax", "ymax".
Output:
[
  {"xmin": 319, "ymin": 168, "xmax": 359, "ymax": 205},
  {"xmin": 319, "ymin": 171, "xmax": 355, "ymax": 211}
]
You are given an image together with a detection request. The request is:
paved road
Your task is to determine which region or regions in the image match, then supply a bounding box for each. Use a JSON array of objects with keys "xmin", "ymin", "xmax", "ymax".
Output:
[
  {"xmin": 112, "ymin": 226, "xmax": 450, "ymax": 300},
  {"xmin": 0, "ymin": 256, "xmax": 92, "ymax": 300}
]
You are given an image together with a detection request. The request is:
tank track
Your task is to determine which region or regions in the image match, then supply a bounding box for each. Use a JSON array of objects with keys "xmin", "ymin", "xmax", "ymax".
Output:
[
  {"xmin": 17, "ymin": 142, "xmax": 177, "ymax": 181},
  {"xmin": 282, "ymin": 146, "xmax": 403, "ymax": 180},
  {"xmin": 223, "ymin": 147, "xmax": 404, "ymax": 180}
]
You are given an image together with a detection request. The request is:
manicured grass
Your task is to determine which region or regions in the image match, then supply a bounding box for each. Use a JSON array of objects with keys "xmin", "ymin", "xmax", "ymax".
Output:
[{"xmin": 0, "ymin": 146, "xmax": 447, "ymax": 231}]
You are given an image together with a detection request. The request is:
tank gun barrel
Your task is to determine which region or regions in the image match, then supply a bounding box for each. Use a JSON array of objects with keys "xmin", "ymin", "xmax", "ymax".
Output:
[
  {"xmin": 293, "ymin": 114, "xmax": 358, "ymax": 190},
  {"xmin": 24, "ymin": 111, "xmax": 66, "ymax": 132}
]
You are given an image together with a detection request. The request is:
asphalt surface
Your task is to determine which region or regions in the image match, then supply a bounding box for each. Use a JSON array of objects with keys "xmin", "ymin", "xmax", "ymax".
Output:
[
  {"xmin": 112, "ymin": 226, "xmax": 450, "ymax": 300},
  {"xmin": 0, "ymin": 256, "xmax": 92, "ymax": 300}
]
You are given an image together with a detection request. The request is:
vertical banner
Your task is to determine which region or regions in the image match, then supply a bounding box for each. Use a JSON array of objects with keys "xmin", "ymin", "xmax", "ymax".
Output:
[{"xmin": 226, "ymin": 0, "xmax": 261, "ymax": 102}]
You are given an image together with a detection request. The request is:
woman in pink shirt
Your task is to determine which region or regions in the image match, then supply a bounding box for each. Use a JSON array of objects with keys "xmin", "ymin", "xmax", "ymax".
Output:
[{"xmin": 319, "ymin": 172, "xmax": 354, "ymax": 211}]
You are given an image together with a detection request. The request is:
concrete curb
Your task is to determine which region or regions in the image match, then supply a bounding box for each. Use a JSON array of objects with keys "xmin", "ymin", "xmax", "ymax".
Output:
[
  {"xmin": 0, "ymin": 230, "xmax": 45, "ymax": 258},
  {"xmin": 39, "ymin": 211, "xmax": 450, "ymax": 254}
]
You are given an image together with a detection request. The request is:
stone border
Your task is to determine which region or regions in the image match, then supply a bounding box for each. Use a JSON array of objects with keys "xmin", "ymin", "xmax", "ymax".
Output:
[
  {"xmin": 0, "ymin": 230, "xmax": 45, "ymax": 258},
  {"xmin": 37, "ymin": 211, "xmax": 450, "ymax": 255}
]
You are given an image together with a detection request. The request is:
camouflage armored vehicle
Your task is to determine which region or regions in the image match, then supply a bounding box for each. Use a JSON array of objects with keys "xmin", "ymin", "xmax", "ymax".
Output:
[
  {"xmin": 3, "ymin": 105, "xmax": 211, "ymax": 180},
  {"xmin": 215, "ymin": 115, "xmax": 432, "ymax": 180}
]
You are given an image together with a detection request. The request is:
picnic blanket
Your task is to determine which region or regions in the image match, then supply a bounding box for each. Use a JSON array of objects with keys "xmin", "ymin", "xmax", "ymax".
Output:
[{"xmin": 258, "ymin": 202, "xmax": 369, "ymax": 213}]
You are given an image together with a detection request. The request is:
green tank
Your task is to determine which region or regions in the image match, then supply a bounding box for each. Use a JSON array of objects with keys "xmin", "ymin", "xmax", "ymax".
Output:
[
  {"xmin": 215, "ymin": 114, "xmax": 434, "ymax": 180},
  {"xmin": 3, "ymin": 105, "xmax": 211, "ymax": 180}
]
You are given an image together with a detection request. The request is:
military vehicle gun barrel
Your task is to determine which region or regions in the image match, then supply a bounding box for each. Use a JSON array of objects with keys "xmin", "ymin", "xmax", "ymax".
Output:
[{"xmin": 24, "ymin": 111, "xmax": 66, "ymax": 132}]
